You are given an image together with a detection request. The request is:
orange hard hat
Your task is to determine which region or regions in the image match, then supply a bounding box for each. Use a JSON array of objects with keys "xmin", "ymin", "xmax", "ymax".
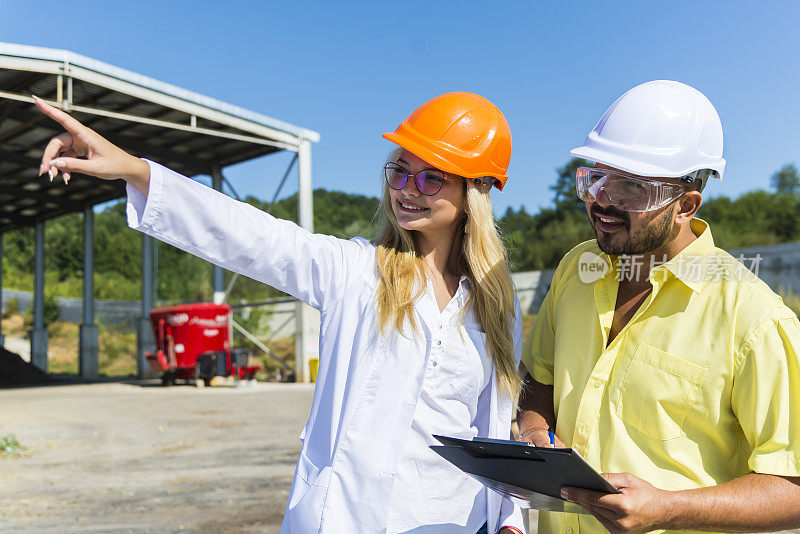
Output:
[{"xmin": 383, "ymin": 92, "xmax": 512, "ymax": 190}]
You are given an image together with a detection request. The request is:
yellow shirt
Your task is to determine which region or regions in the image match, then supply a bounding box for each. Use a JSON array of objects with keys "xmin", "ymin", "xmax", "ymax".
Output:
[{"xmin": 522, "ymin": 218, "xmax": 800, "ymax": 534}]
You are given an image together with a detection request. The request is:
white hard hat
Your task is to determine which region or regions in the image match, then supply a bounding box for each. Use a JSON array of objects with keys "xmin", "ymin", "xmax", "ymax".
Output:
[{"xmin": 571, "ymin": 80, "xmax": 726, "ymax": 184}]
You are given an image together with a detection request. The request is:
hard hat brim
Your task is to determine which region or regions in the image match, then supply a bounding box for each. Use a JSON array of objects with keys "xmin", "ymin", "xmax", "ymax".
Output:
[
  {"xmin": 383, "ymin": 131, "xmax": 507, "ymax": 191},
  {"xmin": 570, "ymin": 145, "xmax": 725, "ymax": 181}
]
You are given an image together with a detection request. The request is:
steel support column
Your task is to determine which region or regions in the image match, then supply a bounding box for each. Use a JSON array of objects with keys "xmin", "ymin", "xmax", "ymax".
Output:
[
  {"xmin": 79, "ymin": 207, "xmax": 98, "ymax": 378},
  {"xmin": 295, "ymin": 139, "xmax": 316, "ymax": 382},
  {"xmin": 30, "ymin": 221, "xmax": 48, "ymax": 371},
  {"xmin": 136, "ymin": 234, "xmax": 156, "ymax": 378},
  {"xmin": 211, "ymin": 163, "xmax": 225, "ymax": 305}
]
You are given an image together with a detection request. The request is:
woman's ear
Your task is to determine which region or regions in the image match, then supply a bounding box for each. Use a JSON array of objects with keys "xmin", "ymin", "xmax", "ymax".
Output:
[{"xmin": 675, "ymin": 191, "xmax": 702, "ymax": 224}]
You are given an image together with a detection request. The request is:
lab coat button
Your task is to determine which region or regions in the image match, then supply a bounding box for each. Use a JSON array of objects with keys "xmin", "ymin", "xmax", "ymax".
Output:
[
  {"xmin": 432, "ymin": 361, "xmax": 438, "ymax": 367},
  {"xmin": 435, "ymin": 340, "xmax": 442, "ymax": 346}
]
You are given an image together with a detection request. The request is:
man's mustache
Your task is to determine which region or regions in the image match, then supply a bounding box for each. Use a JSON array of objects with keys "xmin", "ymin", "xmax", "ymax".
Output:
[{"xmin": 590, "ymin": 204, "xmax": 630, "ymax": 225}]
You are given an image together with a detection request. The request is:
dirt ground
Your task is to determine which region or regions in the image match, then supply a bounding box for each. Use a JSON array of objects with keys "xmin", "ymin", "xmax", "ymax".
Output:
[
  {"xmin": 4, "ymin": 380, "xmax": 795, "ymax": 534},
  {"xmin": 0, "ymin": 380, "xmax": 315, "ymax": 533}
]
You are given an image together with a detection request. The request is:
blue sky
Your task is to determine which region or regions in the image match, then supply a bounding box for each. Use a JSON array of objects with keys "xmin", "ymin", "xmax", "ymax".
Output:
[{"xmin": 3, "ymin": 0, "xmax": 799, "ymax": 216}]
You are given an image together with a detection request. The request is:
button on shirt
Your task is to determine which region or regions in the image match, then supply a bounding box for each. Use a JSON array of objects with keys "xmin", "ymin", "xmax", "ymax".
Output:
[
  {"xmin": 387, "ymin": 276, "xmax": 492, "ymax": 533},
  {"xmin": 523, "ymin": 219, "xmax": 800, "ymax": 534}
]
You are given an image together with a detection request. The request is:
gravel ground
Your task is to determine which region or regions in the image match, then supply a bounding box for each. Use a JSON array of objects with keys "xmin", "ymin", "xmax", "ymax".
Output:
[
  {"xmin": 0, "ymin": 381, "xmax": 314, "ymax": 533},
  {"xmin": 3, "ymin": 381, "xmax": 793, "ymax": 534}
]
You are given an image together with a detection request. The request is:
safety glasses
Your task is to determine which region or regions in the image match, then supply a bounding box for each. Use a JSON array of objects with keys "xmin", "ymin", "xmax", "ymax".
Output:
[
  {"xmin": 384, "ymin": 163, "xmax": 497, "ymax": 196},
  {"xmin": 576, "ymin": 167, "xmax": 689, "ymax": 212}
]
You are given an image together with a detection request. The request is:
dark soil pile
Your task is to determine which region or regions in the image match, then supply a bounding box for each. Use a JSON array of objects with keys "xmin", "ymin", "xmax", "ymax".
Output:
[{"xmin": 0, "ymin": 347, "xmax": 51, "ymax": 387}]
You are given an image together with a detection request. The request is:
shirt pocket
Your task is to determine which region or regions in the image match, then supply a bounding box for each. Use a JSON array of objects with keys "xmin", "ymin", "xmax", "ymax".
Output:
[
  {"xmin": 296, "ymin": 447, "xmax": 332, "ymax": 488},
  {"xmin": 612, "ymin": 343, "xmax": 708, "ymax": 440}
]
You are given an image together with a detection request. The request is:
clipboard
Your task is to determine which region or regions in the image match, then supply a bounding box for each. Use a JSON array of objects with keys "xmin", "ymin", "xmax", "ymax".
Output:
[{"xmin": 430, "ymin": 435, "xmax": 618, "ymax": 513}]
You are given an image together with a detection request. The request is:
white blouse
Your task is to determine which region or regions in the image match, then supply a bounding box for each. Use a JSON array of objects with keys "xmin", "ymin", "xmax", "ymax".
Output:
[
  {"xmin": 126, "ymin": 161, "xmax": 526, "ymax": 534},
  {"xmin": 387, "ymin": 275, "xmax": 491, "ymax": 533}
]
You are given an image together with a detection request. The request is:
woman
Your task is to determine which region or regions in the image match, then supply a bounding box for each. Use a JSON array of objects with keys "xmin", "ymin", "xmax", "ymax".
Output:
[{"xmin": 36, "ymin": 92, "xmax": 526, "ymax": 534}]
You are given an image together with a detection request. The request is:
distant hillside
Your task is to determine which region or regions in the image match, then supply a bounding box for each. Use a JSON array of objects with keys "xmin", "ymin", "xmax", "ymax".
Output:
[
  {"xmin": 3, "ymin": 162, "xmax": 799, "ymax": 304},
  {"xmin": 247, "ymin": 188, "xmax": 381, "ymax": 239},
  {"xmin": 2, "ymin": 188, "xmax": 381, "ymax": 303}
]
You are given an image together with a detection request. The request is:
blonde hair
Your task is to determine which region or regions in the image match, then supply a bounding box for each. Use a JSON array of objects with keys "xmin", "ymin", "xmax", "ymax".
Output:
[{"xmin": 374, "ymin": 150, "xmax": 521, "ymax": 399}]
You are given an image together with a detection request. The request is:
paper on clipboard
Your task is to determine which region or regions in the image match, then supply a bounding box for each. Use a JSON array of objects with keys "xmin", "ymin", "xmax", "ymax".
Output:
[{"xmin": 430, "ymin": 435, "xmax": 618, "ymax": 513}]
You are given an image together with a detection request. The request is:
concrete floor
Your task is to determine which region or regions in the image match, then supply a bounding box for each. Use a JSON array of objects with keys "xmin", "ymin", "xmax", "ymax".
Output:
[{"xmin": 0, "ymin": 381, "xmax": 314, "ymax": 533}]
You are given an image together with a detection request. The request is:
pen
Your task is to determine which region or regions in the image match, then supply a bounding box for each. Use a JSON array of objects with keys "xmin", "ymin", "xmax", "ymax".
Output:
[{"xmin": 549, "ymin": 430, "xmax": 555, "ymax": 447}]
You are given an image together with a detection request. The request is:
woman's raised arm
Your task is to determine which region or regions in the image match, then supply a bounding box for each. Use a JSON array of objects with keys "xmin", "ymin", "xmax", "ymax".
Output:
[{"xmin": 35, "ymin": 98, "xmax": 371, "ymax": 311}]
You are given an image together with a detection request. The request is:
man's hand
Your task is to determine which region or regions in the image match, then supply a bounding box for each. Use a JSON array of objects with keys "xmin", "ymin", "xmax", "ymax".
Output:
[
  {"xmin": 561, "ymin": 473, "xmax": 672, "ymax": 534},
  {"xmin": 518, "ymin": 427, "xmax": 565, "ymax": 448}
]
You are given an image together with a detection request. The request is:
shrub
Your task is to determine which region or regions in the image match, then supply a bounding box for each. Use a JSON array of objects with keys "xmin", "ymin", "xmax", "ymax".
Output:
[
  {"xmin": 23, "ymin": 294, "xmax": 60, "ymax": 328},
  {"xmin": 2, "ymin": 297, "xmax": 20, "ymax": 319},
  {"xmin": 43, "ymin": 294, "xmax": 60, "ymax": 327}
]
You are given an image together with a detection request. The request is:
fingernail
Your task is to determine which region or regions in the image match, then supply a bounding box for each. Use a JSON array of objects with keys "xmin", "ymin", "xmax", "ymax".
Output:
[
  {"xmin": 38, "ymin": 165, "xmax": 45, "ymax": 177},
  {"xmin": 63, "ymin": 173, "xmax": 70, "ymax": 185},
  {"xmin": 48, "ymin": 168, "xmax": 55, "ymax": 181},
  {"xmin": 32, "ymin": 94, "xmax": 40, "ymax": 101},
  {"xmin": 560, "ymin": 489, "xmax": 568, "ymax": 500}
]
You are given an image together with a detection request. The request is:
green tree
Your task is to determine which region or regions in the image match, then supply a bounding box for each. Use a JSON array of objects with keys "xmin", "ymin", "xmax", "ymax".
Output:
[
  {"xmin": 771, "ymin": 163, "xmax": 800, "ymax": 195},
  {"xmin": 8, "ymin": 160, "xmax": 800, "ymax": 303},
  {"xmin": 499, "ymin": 158, "xmax": 596, "ymax": 272},
  {"xmin": 46, "ymin": 213, "xmax": 83, "ymax": 281},
  {"xmin": 255, "ymin": 189, "xmax": 380, "ymax": 239},
  {"xmin": 550, "ymin": 158, "xmax": 592, "ymax": 215}
]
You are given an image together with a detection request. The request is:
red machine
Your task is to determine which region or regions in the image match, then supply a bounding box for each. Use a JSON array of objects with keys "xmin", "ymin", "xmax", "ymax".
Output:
[{"xmin": 144, "ymin": 303, "xmax": 261, "ymax": 386}]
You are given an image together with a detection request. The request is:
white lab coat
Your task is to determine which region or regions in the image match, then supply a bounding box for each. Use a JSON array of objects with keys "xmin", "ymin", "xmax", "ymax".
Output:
[{"xmin": 126, "ymin": 161, "xmax": 526, "ymax": 534}]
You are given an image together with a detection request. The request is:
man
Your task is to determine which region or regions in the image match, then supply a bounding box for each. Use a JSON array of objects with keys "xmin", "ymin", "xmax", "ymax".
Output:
[{"xmin": 518, "ymin": 80, "xmax": 800, "ymax": 534}]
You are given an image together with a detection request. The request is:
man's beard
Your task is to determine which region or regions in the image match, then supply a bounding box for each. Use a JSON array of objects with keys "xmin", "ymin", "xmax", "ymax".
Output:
[{"xmin": 591, "ymin": 204, "xmax": 674, "ymax": 255}]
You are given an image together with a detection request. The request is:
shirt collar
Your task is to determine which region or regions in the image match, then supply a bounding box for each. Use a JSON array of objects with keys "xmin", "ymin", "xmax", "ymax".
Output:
[
  {"xmin": 423, "ymin": 274, "xmax": 472, "ymax": 313},
  {"xmin": 456, "ymin": 275, "xmax": 471, "ymax": 308},
  {"xmin": 598, "ymin": 218, "xmax": 716, "ymax": 294},
  {"xmin": 652, "ymin": 218, "xmax": 716, "ymax": 293}
]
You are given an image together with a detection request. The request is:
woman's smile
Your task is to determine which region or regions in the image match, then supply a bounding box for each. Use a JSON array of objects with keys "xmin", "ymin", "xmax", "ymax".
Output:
[{"xmin": 396, "ymin": 199, "xmax": 429, "ymax": 213}]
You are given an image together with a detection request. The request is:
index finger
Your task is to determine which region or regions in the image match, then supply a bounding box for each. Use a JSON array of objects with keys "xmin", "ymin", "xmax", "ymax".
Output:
[{"xmin": 34, "ymin": 97, "xmax": 87, "ymax": 135}]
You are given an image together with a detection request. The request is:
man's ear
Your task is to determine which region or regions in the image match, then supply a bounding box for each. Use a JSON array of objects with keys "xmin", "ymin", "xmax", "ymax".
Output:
[{"xmin": 675, "ymin": 191, "xmax": 702, "ymax": 224}]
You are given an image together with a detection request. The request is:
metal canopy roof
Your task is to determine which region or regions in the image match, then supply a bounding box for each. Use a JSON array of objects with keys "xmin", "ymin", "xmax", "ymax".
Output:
[{"xmin": 0, "ymin": 42, "xmax": 320, "ymax": 233}]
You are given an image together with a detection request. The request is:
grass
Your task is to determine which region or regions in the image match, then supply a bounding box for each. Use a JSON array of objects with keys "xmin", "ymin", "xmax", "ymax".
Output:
[
  {"xmin": 3, "ymin": 313, "xmax": 138, "ymax": 376},
  {"xmin": 0, "ymin": 434, "xmax": 23, "ymax": 457},
  {"xmin": 777, "ymin": 288, "xmax": 800, "ymax": 319},
  {"xmin": 97, "ymin": 325, "xmax": 137, "ymax": 377},
  {"xmin": 3, "ymin": 313, "xmax": 26, "ymax": 337}
]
